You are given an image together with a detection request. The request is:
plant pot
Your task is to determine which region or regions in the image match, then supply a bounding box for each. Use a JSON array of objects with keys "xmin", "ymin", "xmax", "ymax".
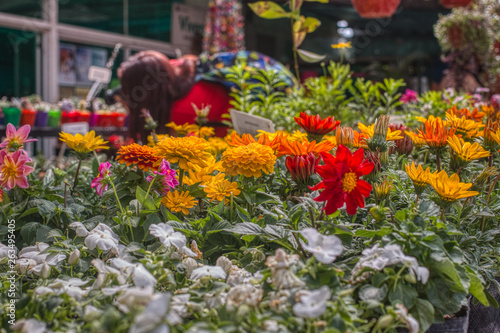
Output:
[
  {"xmin": 439, "ymin": 0, "xmax": 473, "ymax": 8},
  {"xmin": 96, "ymin": 113, "xmax": 114, "ymax": 127},
  {"xmin": 351, "ymin": 0, "xmax": 401, "ymax": 18},
  {"xmin": 468, "ymin": 277, "xmax": 500, "ymax": 333},
  {"xmin": 3, "ymin": 107, "xmax": 21, "ymax": 127},
  {"xmin": 47, "ymin": 110, "xmax": 61, "ymax": 127},
  {"xmin": 35, "ymin": 110, "xmax": 49, "ymax": 127},
  {"xmin": 20, "ymin": 109, "xmax": 37, "ymax": 127},
  {"xmin": 111, "ymin": 113, "xmax": 126, "ymax": 127},
  {"xmin": 77, "ymin": 110, "xmax": 91, "ymax": 124},
  {"xmin": 61, "ymin": 111, "xmax": 79, "ymax": 124}
]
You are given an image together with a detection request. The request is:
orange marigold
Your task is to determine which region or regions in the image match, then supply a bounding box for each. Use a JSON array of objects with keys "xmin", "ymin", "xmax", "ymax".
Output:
[
  {"xmin": 222, "ymin": 142, "xmax": 276, "ymax": 178},
  {"xmin": 116, "ymin": 143, "xmax": 160, "ymax": 171}
]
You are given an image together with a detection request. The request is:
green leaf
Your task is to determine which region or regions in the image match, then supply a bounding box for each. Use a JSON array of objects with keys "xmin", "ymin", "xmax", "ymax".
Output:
[
  {"xmin": 21, "ymin": 222, "xmax": 40, "ymax": 244},
  {"xmin": 301, "ymin": 17, "xmax": 321, "ymax": 33},
  {"xmin": 354, "ymin": 227, "xmax": 392, "ymax": 238},
  {"xmin": 135, "ymin": 186, "xmax": 156, "ymax": 210},
  {"xmin": 304, "ymin": 0, "xmax": 328, "ymax": 3},
  {"xmin": 412, "ymin": 298, "xmax": 435, "ymax": 333},
  {"xmin": 223, "ymin": 222, "xmax": 266, "ymax": 236},
  {"xmin": 248, "ymin": 1, "xmax": 291, "ymax": 19},
  {"xmin": 388, "ymin": 283, "xmax": 417, "ymax": 309},
  {"xmin": 297, "ymin": 49, "xmax": 326, "ymax": 63},
  {"xmin": 466, "ymin": 269, "xmax": 489, "ymax": 306}
]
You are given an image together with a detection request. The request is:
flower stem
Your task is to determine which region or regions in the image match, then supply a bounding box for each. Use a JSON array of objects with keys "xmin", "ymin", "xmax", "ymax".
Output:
[
  {"xmin": 308, "ymin": 205, "xmax": 316, "ymax": 229},
  {"xmin": 440, "ymin": 208, "xmax": 445, "ymax": 221},
  {"xmin": 435, "ymin": 154, "xmax": 441, "ymax": 172},
  {"xmin": 110, "ymin": 180, "xmax": 134, "ymax": 241},
  {"xmin": 72, "ymin": 160, "xmax": 82, "ymax": 195},
  {"xmin": 145, "ymin": 177, "xmax": 155, "ymax": 201},
  {"xmin": 179, "ymin": 169, "xmax": 184, "ymax": 186}
]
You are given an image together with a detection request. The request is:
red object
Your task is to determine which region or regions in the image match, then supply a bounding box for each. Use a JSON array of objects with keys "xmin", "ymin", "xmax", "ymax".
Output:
[
  {"xmin": 294, "ymin": 112, "xmax": 340, "ymax": 141},
  {"xmin": 351, "ymin": 0, "xmax": 401, "ymax": 18},
  {"xmin": 310, "ymin": 145, "xmax": 374, "ymax": 215},
  {"xmin": 61, "ymin": 111, "xmax": 79, "ymax": 124},
  {"xmin": 439, "ymin": 0, "xmax": 473, "ymax": 8},
  {"xmin": 20, "ymin": 109, "xmax": 37, "ymax": 127},
  {"xmin": 448, "ymin": 25, "xmax": 463, "ymax": 49},
  {"xmin": 96, "ymin": 112, "xmax": 126, "ymax": 127},
  {"xmin": 494, "ymin": 41, "xmax": 500, "ymax": 56},
  {"xmin": 285, "ymin": 153, "xmax": 318, "ymax": 185},
  {"xmin": 170, "ymin": 80, "xmax": 232, "ymax": 137},
  {"xmin": 77, "ymin": 111, "xmax": 91, "ymax": 123}
]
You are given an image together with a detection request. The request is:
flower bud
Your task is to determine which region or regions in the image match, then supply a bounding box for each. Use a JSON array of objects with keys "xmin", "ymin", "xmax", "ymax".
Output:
[
  {"xmin": 183, "ymin": 257, "xmax": 198, "ymax": 277},
  {"xmin": 40, "ymin": 263, "xmax": 51, "ymax": 279},
  {"xmin": 377, "ymin": 314, "xmax": 394, "ymax": 329},
  {"xmin": 68, "ymin": 249, "xmax": 80, "ymax": 266},
  {"xmin": 404, "ymin": 273, "xmax": 417, "ymax": 284}
]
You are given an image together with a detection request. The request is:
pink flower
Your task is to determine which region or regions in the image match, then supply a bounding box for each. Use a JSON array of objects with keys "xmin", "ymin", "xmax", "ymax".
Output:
[
  {"xmin": 0, "ymin": 150, "xmax": 35, "ymax": 190},
  {"xmin": 91, "ymin": 162, "xmax": 112, "ymax": 196},
  {"xmin": 0, "ymin": 124, "xmax": 37, "ymax": 152},
  {"xmin": 400, "ymin": 89, "xmax": 418, "ymax": 104},
  {"xmin": 146, "ymin": 159, "xmax": 179, "ymax": 195}
]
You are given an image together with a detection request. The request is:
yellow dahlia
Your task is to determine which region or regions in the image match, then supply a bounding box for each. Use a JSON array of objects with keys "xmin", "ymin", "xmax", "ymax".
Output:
[
  {"xmin": 161, "ymin": 190, "xmax": 197, "ymax": 215},
  {"xmin": 59, "ymin": 131, "xmax": 109, "ymax": 158},
  {"xmin": 222, "ymin": 142, "xmax": 276, "ymax": 178},
  {"xmin": 405, "ymin": 162, "xmax": 431, "ymax": 195},
  {"xmin": 116, "ymin": 143, "xmax": 160, "ymax": 171},
  {"xmin": 203, "ymin": 177, "xmax": 241, "ymax": 204},
  {"xmin": 155, "ymin": 136, "xmax": 212, "ymax": 170},
  {"xmin": 447, "ymin": 135, "xmax": 490, "ymax": 163},
  {"xmin": 428, "ymin": 170, "xmax": 478, "ymax": 206},
  {"xmin": 208, "ymin": 137, "xmax": 230, "ymax": 155}
]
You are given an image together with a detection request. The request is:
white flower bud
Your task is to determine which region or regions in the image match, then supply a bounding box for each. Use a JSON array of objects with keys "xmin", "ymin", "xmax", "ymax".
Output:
[
  {"xmin": 40, "ymin": 263, "xmax": 51, "ymax": 279},
  {"xmin": 68, "ymin": 249, "xmax": 80, "ymax": 266},
  {"xmin": 182, "ymin": 257, "xmax": 197, "ymax": 277},
  {"xmin": 216, "ymin": 256, "xmax": 233, "ymax": 273}
]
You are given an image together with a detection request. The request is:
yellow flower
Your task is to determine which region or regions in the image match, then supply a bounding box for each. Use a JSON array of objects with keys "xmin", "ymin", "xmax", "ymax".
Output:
[
  {"xmin": 405, "ymin": 162, "xmax": 431, "ymax": 195},
  {"xmin": 222, "ymin": 142, "xmax": 276, "ymax": 178},
  {"xmin": 208, "ymin": 137, "xmax": 230, "ymax": 155},
  {"xmin": 428, "ymin": 170, "xmax": 479, "ymax": 204},
  {"xmin": 116, "ymin": 143, "xmax": 160, "ymax": 172},
  {"xmin": 405, "ymin": 131, "xmax": 427, "ymax": 148},
  {"xmin": 166, "ymin": 122, "xmax": 199, "ymax": 136},
  {"xmin": 446, "ymin": 114, "xmax": 484, "ymax": 140},
  {"xmin": 373, "ymin": 179, "xmax": 393, "ymax": 203},
  {"xmin": 161, "ymin": 190, "xmax": 197, "ymax": 215},
  {"xmin": 203, "ymin": 176, "xmax": 241, "ymax": 204},
  {"xmin": 289, "ymin": 130, "xmax": 308, "ymax": 142},
  {"xmin": 447, "ymin": 135, "xmax": 490, "ymax": 163},
  {"xmin": 331, "ymin": 41, "xmax": 352, "ymax": 49},
  {"xmin": 155, "ymin": 136, "xmax": 212, "ymax": 170},
  {"xmin": 358, "ymin": 123, "xmax": 403, "ymax": 141},
  {"xmin": 59, "ymin": 131, "xmax": 109, "ymax": 157},
  {"xmin": 147, "ymin": 134, "xmax": 169, "ymax": 147}
]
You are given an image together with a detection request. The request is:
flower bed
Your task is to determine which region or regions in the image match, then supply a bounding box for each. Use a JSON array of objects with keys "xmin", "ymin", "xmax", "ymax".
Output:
[{"xmin": 1, "ymin": 71, "xmax": 500, "ymax": 333}]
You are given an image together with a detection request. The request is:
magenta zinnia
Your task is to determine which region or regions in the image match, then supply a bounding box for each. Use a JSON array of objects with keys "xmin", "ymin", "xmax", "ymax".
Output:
[
  {"xmin": 310, "ymin": 145, "xmax": 374, "ymax": 215},
  {"xmin": 0, "ymin": 124, "xmax": 37, "ymax": 152},
  {"xmin": 0, "ymin": 150, "xmax": 35, "ymax": 190},
  {"xmin": 146, "ymin": 159, "xmax": 179, "ymax": 195},
  {"xmin": 91, "ymin": 162, "xmax": 112, "ymax": 196}
]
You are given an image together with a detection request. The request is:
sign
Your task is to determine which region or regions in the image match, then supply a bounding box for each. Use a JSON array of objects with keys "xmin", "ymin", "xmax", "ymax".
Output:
[
  {"xmin": 171, "ymin": 3, "xmax": 206, "ymax": 47},
  {"xmin": 59, "ymin": 43, "xmax": 108, "ymax": 86},
  {"xmin": 59, "ymin": 43, "xmax": 77, "ymax": 86},
  {"xmin": 61, "ymin": 122, "xmax": 89, "ymax": 136},
  {"xmin": 88, "ymin": 66, "xmax": 112, "ymax": 83},
  {"xmin": 230, "ymin": 110, "xmax": 275, "ymax": 137}
]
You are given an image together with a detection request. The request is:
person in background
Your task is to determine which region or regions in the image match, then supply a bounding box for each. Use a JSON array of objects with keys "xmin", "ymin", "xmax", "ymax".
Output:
[{"xmin": 111, "ymin": 50, "xmax": 295, "ymax": 143}]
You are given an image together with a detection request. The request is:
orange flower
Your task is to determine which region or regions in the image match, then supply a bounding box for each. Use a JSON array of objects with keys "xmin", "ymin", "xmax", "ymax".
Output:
[
  {"xmin": 446, "ymin": 105, "xmax": 485, "ymax": 122},
  {"xmin": 277, "ymin": 139, "xmax": 335, "ymax": 157},
  {"xmin": 352, "ymin": 131, "xmax": 369, "ymax": 149},
  {"xmin": 405, "ymin": 130, "xmax": 426, "ymax": 148},
  {"xmin": 116, "ymin": 143, "xmax": 160, "ymax": 172},
  {"xmin": 227, "ymin": 131, "xmax": 282, "ymax": 150},
  {"xmin": 222, "ymin": 142, "xmax": 276, "ymax": 178},
  {"xmin": 294, "ymin": 112, "xmax": 340, "ymax": 142},
  {"xmin": 414, "ymin": 117, "xmax": 455, "ymax": 153},
  {"xmin": 446, "ymin": 114, "xmax": 483, "ymax": 140}
]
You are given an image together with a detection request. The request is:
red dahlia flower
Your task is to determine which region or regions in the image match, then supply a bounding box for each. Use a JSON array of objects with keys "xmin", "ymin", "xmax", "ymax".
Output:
[
  {"xmin": 285, "ymin": 152, "xmax": 318, "ymax": 186},
  {"xmin": 310, "ymin": 145, "xmax": 374, "ymax": 215},
  {"xmin": 294, "ymin": 112, "xmax": 340, "ymax": 142}
]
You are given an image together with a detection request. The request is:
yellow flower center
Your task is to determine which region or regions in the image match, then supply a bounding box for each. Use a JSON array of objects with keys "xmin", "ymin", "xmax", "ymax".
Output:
[
  {"xmin": 342, "ymin": 172, "xmax": 358, "ymax": 193},
  {"xmin": 2, "ymin": 160, "xmax": 17, "ymax": 178}
]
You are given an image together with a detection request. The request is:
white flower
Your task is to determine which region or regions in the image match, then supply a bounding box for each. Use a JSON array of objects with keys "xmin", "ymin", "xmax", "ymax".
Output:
[
  {"xmin": 352, "ymin": 244, "xmax": 429, "ymax": 284},
  {"xmin": 35, "ymin": 278, "xmax": 89, "ymax": 301},
  {"xmin": 83, "ymin": 305, "xmax": 102, "ymax": 321},
  {"xmin": 266, "ymin": 249, "xmax": 304, "ymax": 290},
  {"xmin": 262, "ymin": 320, "xmax": 279, "ymax": 332},
  {"xmin": 204, "ymin": 290, "xmax": 227, "ymax": 309},
  {"xmin": 108, "ymin": 258, "xmax": 157, "ymax": 288},
  {"xmin": 395, "ymin": 303, "xmax": 419, "ymax": 333},
  {"xmin": 190, "ymin": 265, "xmax": 227, "ymax": 280},
  {"xmin": 11, "ymin": 319, "xmax": 47, "ymax": 333},
  {"xmin": 226, "ymin": 284, "xmax": 263, "ymax": 310},
  {"xmin": 18, "ymin": 243, "xmax": 66, "ymax": 276},
  {"xmin": 115, "ymin": 286, "xmax": 154, "ymax": 313},
  {"xmin": 299, "ymin": 228, "xmax": 343, "ymax": 264},
  {"xmin": 0, "ymin": 242, "xmax": 16, "ymax": 263},
  {"xmin": 68, "ymin": 249, "xmax": 80, "ymax": 265},
  {"xmin": 130, "ymin": 293, "xmax": 170, "ymax": 333},
  {"xmin": 226, "ymin": 267, "xmax": 253, "ymax": 287},
  {"xmin": 182, "ymin": 257, "xmax": 198, "ymax": 277},
  {"xmin": 84, "ymin": 223, "xmax": 119, "ymax": 252},
  {"xmin": 216, "ymin": 256, "xmax": 233, "ymax": 273},
  {"xmin": 168, "ymin": 294, "xmax": 191, "ymax": 325},
  {"xmin": 149, "ymin": 223, "xmax": 186, "ymax": 250},
  {"xmin": 91, "ymin": 259, "xmax": 127, "ymax": 289},
  {"xmin": 293, "ymin": 286, "xmax": 331, "ymax": 318},
  {"xmin": 69, "ymin": 222, "xmax": 89, "ymax": 237}
]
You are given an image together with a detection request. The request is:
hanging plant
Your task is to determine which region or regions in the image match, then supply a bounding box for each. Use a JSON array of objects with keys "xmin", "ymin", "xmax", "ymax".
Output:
[
  {"xmin": 351, "ymin": 0, "xmax": 401, "ymax": 18},
  {"xmin": 439, "ymin": 0, "xmax": 473, "ymax": 9}
]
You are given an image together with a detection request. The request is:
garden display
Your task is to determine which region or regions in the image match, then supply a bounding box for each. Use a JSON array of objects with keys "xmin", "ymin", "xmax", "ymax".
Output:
[{"xmin": 0, "ymin": 57, "xmax": 500, "ymax": 333}]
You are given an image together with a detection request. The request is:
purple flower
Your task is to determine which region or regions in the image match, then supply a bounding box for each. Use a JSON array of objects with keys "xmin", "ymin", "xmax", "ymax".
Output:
[
  {"xmin": 146, "ymin": 159, "xmax": 179, "ymax": 195},
  {"xmin": 91, "ymin": 162, "xmax": 112, "ymax": 196},
  {"xmin": 400, "ymin": 89, "xmax": 418, "ymax": 104}
]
